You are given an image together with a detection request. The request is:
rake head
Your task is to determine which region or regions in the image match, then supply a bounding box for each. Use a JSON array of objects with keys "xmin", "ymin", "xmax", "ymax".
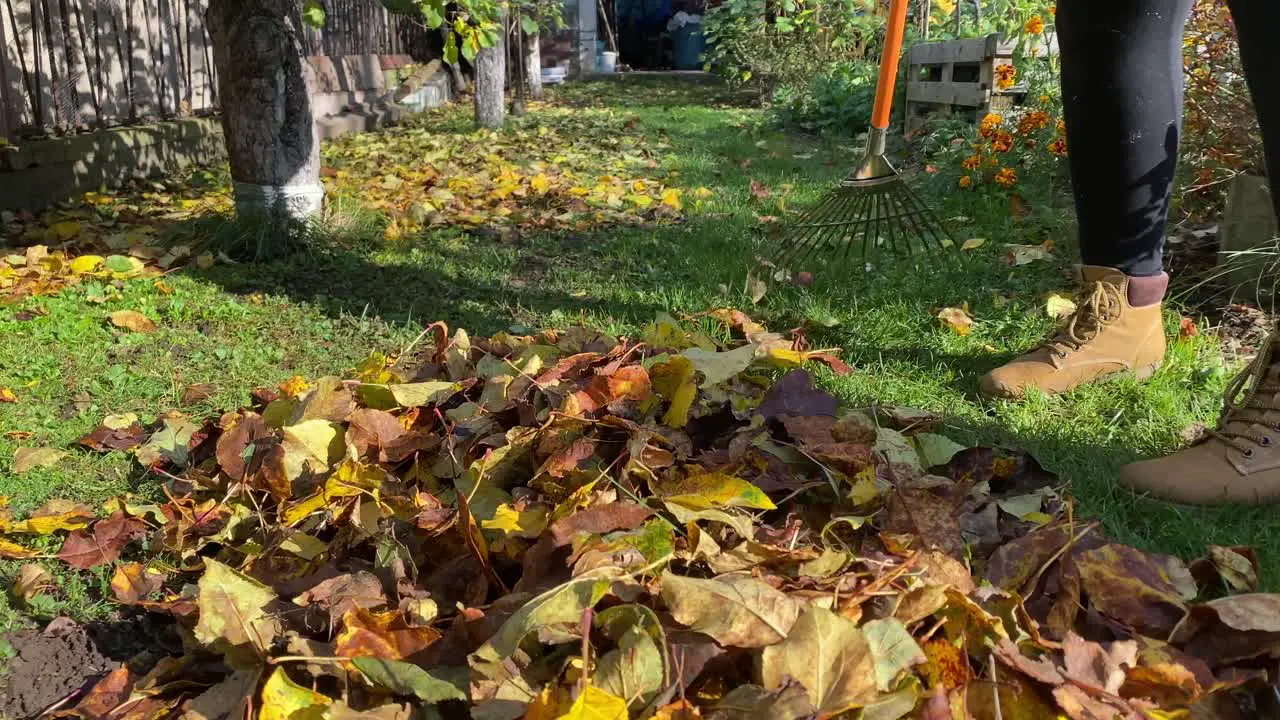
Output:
[{"xmin": 770, "ymin": 130, "xmax": 956, "ymax": 273}]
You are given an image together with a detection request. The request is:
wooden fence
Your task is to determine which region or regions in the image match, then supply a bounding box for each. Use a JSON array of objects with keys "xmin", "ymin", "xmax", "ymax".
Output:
[{"xmin": 0, "ymin": 0, "xmax": 436, "ymax": 141}]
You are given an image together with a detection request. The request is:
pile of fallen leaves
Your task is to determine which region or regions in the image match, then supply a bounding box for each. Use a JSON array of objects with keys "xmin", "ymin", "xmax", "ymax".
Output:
[
  {"xmin": 1, "ymin": 175, "xmax": 230, "ymax": 303},
  {"xmin": 322, "ymin": 108, "xmax": 688, "ymax": 239},
  {"xmin": 3, "ymin": 311, "xmax": 1276, "ymax": 719}
]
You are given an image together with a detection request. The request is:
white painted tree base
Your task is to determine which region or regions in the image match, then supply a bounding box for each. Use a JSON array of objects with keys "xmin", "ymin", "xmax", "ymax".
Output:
[{"xmin": 233, "ymin": 182, "xmax": 325, "ymax": 220}]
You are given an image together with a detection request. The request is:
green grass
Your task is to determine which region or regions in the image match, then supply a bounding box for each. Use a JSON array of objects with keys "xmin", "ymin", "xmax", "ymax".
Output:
[{"xmin": 0, "ymin": 75, "xmax": 1268, "ymax": 622}]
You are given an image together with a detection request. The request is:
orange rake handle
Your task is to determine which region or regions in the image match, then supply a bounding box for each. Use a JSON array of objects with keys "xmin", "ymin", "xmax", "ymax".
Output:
[{"xmin": 871, "ymin": 0, "xmax": 910, "ymax": 130}]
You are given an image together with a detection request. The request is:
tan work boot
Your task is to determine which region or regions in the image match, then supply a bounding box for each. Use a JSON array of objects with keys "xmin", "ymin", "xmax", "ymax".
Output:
[
  {"xmin": 1121, "ymin": 335, "xmax": 1280, "ymax": 505},
  {"xmin": 980, "ymin": 265, "xmax": 1166, "ymax": 398}
]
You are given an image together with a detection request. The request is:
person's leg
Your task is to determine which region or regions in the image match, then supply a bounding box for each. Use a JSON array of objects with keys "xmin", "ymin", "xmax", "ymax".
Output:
[
  {"xmin": 1060, "ymin": 0, "xmax": 1193, "ymax": 283},
  {"xmin": 979, "ymin": 0, "xmax": 1192, "ymax": 399},
  {"xmin": 1121, "ymin": 0, "xmax": 1280, "ymax": 505}
]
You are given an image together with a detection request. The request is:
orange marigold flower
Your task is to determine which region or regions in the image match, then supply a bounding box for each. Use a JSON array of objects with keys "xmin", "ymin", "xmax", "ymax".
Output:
[
  {"xmin": 1049, "ymin": 4, "xmax": 1056, "ymax": 16},
  {"xmin": 978, "ymin": 112, "xmax": 1002, "ymax": 138},
  {"xmin": 1017, "ymin": 110, "xmax": 1051, "ymax": 135},
  {"xmin": 991, "ymin": 131, "xmax": 1014, "ymax": 153},
  {"xmin": 959, "ymin": 176, "xmax": 973, "ymax": 188},
  {"xmin": 1049, "ymin": 138, "xmax": 1068, "ymax": 156},
  {"xmin": 995, "ymin": 167, "xmax": 1018, "ymax": 186},
  {"xmin": 1056, "ymin": 118, "xmax": 1066, "ymax": 134},
  {"xmin": 1025, "ymin": 15, "xmax": 1045, "ymax": 35},
  {"xmin": 1038, "ymin": 94, "xmax": 1051, "ymax": 106},
  {"xmin": 994, "ymin": 64, "xmax": 1017, "ymax": 90},
  {"xmin": 962, "ymin": 155, "xmax": 981, "ymax": 170}
]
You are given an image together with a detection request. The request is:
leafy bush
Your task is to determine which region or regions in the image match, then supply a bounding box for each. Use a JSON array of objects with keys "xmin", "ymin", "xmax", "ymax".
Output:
[
  {"xmin": 702, "ymin": 0, "xmax": 881, "ymax": 93},
  {"xmin": 1177, "ymin": 0, "xmax": 1262, "ymax": 222},
  {"xmin": 769, "ymin": 61, "xmax": 877, "ymax": 134}
]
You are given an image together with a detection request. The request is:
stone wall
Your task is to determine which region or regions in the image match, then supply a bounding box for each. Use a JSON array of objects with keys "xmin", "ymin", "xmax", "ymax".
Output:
[{"xmin": 0, "ymin": 118, "xmax": 225, "ymax": 212}]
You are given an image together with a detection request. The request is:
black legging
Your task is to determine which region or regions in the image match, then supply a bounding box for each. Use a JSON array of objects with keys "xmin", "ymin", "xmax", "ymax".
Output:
[{"xmin": 1057, "ymin": 0, "xmax": 1280, "ymax": 278}]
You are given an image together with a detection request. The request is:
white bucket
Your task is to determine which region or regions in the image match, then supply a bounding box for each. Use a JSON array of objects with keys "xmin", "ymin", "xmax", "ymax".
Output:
[{"xmin": 600, "ymin": 51, "xmax": 619, "ymax": 73}]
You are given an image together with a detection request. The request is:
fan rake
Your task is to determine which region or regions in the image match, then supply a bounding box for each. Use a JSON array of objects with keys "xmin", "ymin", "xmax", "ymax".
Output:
[{"xmin": 770, "ymin": 0, "xmax": 955, "ymax": 272}]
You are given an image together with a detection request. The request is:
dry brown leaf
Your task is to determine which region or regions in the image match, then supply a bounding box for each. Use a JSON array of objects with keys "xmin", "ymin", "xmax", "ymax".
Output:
[{"xmin": 108, "ymin": 309, "xmax": 157, "ymax": 333}]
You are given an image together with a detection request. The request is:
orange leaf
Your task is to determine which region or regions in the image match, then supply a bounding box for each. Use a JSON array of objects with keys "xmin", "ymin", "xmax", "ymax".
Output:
[
  {"xmin": 334, "ymin": 608, "xmax": 441, "ymax": 660},
  {"xmin": 111, "ymin": 562, "xmax": 168, "ymax": 604}
]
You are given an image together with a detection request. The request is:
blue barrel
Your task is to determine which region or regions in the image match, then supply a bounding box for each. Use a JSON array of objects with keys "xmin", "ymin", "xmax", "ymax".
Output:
[{"xmin": 671, "ymin": 23, "xmax": 704, "ymax": 70}]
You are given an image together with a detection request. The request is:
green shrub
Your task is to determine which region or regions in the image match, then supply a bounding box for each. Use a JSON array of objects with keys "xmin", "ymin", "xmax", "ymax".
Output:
[
  {"xmin": 769, "ymin": 61, "xmax": 877, "ymax": 134},
  {"xmin": 702, "ymin": 0, "xmax": 880, "ymax": 94}
]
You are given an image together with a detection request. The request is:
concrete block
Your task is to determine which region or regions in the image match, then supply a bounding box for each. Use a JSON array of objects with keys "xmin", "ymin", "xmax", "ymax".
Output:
[
  {"xmin": 342, "ymin": 55, "xmax": 387, "ymax": 92},
  {"xmin": 1218, "ymin": 174, "xmax": 1280, "ymax": 300},
  {"xmin": 0, "ymin": 118, "xmax": 225, "ymax": 212},
  {"xmin": 308, "ymin": 56, "xmax": 343, "ymax": 93}
]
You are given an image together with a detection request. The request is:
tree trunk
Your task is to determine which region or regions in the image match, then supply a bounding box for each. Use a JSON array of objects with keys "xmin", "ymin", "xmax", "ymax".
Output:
[
  {"xmin": 473, "ymin": 16, "xmax": 506, "ymax": 128},
  {"xmin": 525, "ymin": 29, "xmax": 543, "ymax": 100},
  {"xmin": 206, "ymin": 0, "xmax": 321, "ymax": 221}
]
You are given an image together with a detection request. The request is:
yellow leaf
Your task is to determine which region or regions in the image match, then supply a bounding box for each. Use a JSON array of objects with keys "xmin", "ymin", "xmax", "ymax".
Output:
[
  {"xmin": 481, "ymin": 503, "xmax": 549, "ymax": 539},
  {"xmin": 692, "ymin": 186, "xmax": 714, "ymax": 199},
  {"xmin": 0, "ymin": 388, "xmax": 14, "ymax": 403},
  {"xmin": 69, "ymin": 255, "xmax": 105, "ymax": 274},
  {"xmin": 936, "ymin": 307, "xmax": 974, "ymax": 336},
  {"xmin": 108, "ymin": 310, "xmax": 157, "ymax": 334},
  {"xmin": 561, "ymin": 685, "xmax": 628, "ymax": 720},
  {"xmin": 661, "ymin": 188, "xmax": 683, "ymax": 210},
  {"xmin": 658, "ymin": 471, "xmax": 776, "ymax": 511},
  {"xmin": 279, "ymin": 375, "xmax": 310, "ymax": 397},
  {"xmin": 1045, "ymin": 293, "xmax": 1077, "ymax": 319},
  {"xmin": 765, "ymin": 347, "xmax": 807, "ymax": 368},
  {"xmin": 260, "ymin": 667, "xmax": 330, "ymax": 720},
  {"xmin": 961, "ymin": 238, "xmax": 986, "ymax": 250},
  {"xmin": 281, "ymin": 419, "xmax": 345, "ymax": 469},
  {"xmin": 651, "ymin": 356, "xmax": 697, "ymax": 428},
  {"xmin": 50, "ymin": 220, "xmax": 82, "ymax": 241},
  {"xmin": 848, "ymin": 466, "xmax": 883, "ymax": 506},
  {"xmin": 531, "ymin": 173, "xmax": 553, "ymax": 194}
]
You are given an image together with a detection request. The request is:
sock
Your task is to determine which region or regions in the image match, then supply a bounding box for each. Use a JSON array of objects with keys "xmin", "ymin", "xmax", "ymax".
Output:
[{"xmin": 1127, "ymin": 272, "xmax": 1169, "ymax": 307}]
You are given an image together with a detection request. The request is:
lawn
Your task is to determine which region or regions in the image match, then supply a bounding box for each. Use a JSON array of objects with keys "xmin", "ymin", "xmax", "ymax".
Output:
[{"xmin": 0, "ymin": 73, "xmax": 1261, "ymax": 627}]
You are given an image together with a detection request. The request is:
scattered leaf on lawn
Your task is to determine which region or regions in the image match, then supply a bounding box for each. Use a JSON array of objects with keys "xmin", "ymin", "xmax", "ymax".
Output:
[
  {"xmin": 14, "ymin": 563, "xmax": 52, "ymax": 601},
  {"xmin": 108, "ymin": 310, "xmax": 157, "ymax": 334},
  {"xmin": 1045, "ymin": 293, "xmax": 1078, "ymax": 319},
  {"xmin": 936, "ymin": 307, "xmax": 974, "ymax": 335},
  {"xmin": 13, "ymin": 447, "xmax": 67, "ymax": 474}
]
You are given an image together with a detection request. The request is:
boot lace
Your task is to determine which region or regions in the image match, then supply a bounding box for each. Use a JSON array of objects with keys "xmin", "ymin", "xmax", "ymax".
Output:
[
  {"xmin": 1208, "ymin": 341, "xmax": 1280, "ymax": 457},
  {"xmin": 1042, "ymin": 281, "xmax": 1124, "ymax": 358}
]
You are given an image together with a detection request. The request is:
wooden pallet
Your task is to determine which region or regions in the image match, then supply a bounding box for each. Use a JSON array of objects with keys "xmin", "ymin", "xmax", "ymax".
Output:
[{"xmin": 903, "ymin": 34, "xmax": 1022, "ymax": 137}]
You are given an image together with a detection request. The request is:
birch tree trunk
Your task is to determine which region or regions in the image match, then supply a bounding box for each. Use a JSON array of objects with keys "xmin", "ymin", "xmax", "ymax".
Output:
[
  {"xmin": 525, "ymin": 29, "xmax": 543, "ymax": 100},
  {"xmin": 206, "ymin": 0, "xmax": 322, "ymax": 222},
  {"xmin": 473, "ymin": 15, "xmax": 506, "ymax": 128}
]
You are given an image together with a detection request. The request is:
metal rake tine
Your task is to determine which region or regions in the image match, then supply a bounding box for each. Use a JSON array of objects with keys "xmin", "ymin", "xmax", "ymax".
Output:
[
  {"xmin": 861, "ymin": 189, "xmax": 883, "ymax": 269},
  {"xmin": 782, "ymin": 193, "xmax": 845, "ymax": 269},
  {"xmin": 898, "ymin": 183, "xmax": 953, "ymax": 256},
  {"xmin": 800, "ymin": 190, "xmax": 860, "ymax": 270},
  {"xmin": 884, "ymin": 186, "xmax": 905, "ymax": 258},
  {"xmin": 888, "ymin": 184, "xmax": 928, "ymax": 258}
]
